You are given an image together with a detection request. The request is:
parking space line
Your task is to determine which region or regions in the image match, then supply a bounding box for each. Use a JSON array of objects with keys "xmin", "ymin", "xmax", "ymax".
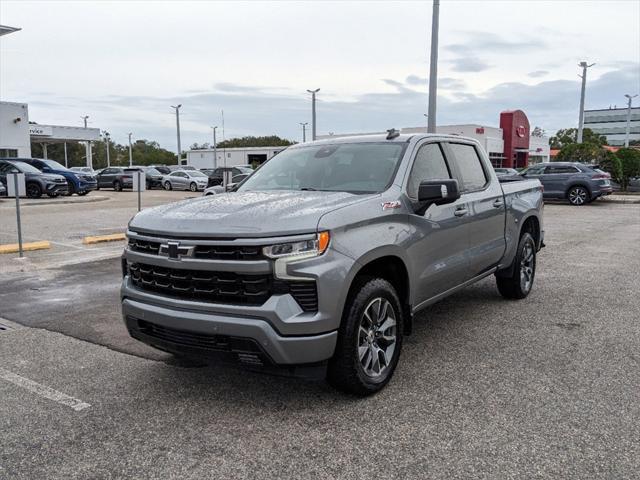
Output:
[{"xmin": 0, "ymin": 367, "xmax": 91, "ymax": 411}]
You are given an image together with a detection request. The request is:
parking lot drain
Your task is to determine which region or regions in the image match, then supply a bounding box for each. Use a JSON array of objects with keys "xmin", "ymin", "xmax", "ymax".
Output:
[
  {"xmin": 83, "ymin": 233, "xmax": 126, "ymax": 245},
  {"xmin": 0, "ymin": 241, "xmax": 51, "ymax": 255}
]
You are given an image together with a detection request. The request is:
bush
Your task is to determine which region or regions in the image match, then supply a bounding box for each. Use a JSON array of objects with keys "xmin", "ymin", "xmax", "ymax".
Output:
[
  {"xmin": 616, "ymin": 148, "xmax": 640, "ymax": 190},
  {"xmin": 599, "ymin": 151, "xmax": 622, "ymax": 183},
  {"xmin": 555, "ymin": 143, "xmax": 608, "ymax": 163}
]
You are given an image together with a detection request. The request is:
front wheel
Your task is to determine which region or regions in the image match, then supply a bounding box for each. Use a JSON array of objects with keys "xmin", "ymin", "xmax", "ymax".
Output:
[
  {"xmin": 568, "ymin": 186, "xmax": 589, "ymax": 206},
  {"xmin": 164, "ymin": 181, "xmax": 172, "ymax": 191},
  {"xmin": 77, "ymin": 191, "xmax": 88, "ymax": 196},
  {"xmin": 113, "ymin": 180, "xmax": 122, "ymax": 192},
  {"xmin": 26, "ymin": 182, "xmax": 43, "ymax": 198},
  {"xmin": 327, "ymin": 278, "xmax": 403, "ymax": 396},
  {"xmin": 496, "ymin": 232, "xmax": 536, "ymax": 299},
  {"xmin": 189, "ymin": 182, "xmax": 198, "ymax": 192}
]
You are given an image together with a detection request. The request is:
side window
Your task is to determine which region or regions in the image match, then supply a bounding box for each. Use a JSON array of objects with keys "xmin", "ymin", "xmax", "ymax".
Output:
[
  {"xmin": 407, "ymin": 143, "xmax": 451, "ymax": 198},
  {"xmin": 448, "ymin": 143, "xmax": 488, "ymax": 191},
  {"xmin": 545, "ymin": 165, "xmax": 578, "ymax": 174}
]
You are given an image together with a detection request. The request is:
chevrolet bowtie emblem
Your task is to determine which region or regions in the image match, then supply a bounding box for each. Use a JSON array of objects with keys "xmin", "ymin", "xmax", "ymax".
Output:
[{"xmin": 159, "ymin": 241, "xmax": 195, "ymax": 259}]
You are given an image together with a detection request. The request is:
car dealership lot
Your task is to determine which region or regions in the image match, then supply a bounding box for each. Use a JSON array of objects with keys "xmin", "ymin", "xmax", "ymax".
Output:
[{"xmin": 1, "ymin": 201, "xmax": 639, "ymax": 479}]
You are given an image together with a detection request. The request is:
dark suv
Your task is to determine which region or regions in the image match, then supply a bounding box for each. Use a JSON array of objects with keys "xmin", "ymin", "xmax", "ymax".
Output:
[
  {"xmin": 0, "ymin": 159, "xmax": 68, "ymax": 198},
  {"xmin": 521, "ymin": 162, "xmax": 613, "ymax": 205},
  {"xmin": 204, "ymin": 166, "xmax": 254, "ymax": 187},
  {"xmin": 96, "ymin": 167, "xmax": 142, "ymax": 191},
  {"xmin": 17, "ymin": 158, "xmax": 97, "ymax": 196}
]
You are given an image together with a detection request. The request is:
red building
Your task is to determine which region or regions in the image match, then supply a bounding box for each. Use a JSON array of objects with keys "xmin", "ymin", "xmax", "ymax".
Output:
[{"xmin": 500, "ymin": 110, "xmax": 530, "ymax": 169}]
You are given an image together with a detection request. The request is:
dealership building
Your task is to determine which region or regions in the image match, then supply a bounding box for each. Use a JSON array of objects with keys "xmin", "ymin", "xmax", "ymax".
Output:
[
  {"xmin": 186, "ymin": 146, "xmax": 287, "ymax": 170},
  {"xmin": 319, "ymin": 110, "xmax": 550, "ymax": 168},
  {"xmin": 0, "ymin": 101, "xmax": 101, "ymax": 164},
  {"xmin": 584, "ymin": 106, "xmax": 640, "ymax": 146}
]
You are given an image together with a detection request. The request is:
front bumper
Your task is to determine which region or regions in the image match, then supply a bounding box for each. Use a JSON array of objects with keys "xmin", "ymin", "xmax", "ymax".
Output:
[
  {"xmin": 45, "ymin": 182, "xmax": 69, "ymax": 195},
  {"xmin": 78, "ymin": 181, "xmax": 98, "ymax": 192}
]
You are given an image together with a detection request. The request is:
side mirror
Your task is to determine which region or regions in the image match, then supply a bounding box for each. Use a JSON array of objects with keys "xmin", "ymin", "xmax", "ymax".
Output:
[{"xmin": 417, "ymin": 179, "xmax": 460, "ymax": 206}]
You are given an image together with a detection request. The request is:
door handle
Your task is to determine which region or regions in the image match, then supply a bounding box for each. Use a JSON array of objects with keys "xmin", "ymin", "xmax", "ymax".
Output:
[
  {"xmin": 492, "ymin": 199, "xmax": 504, "ymax": 208},
  {"xmin": 454, "ymin": 208, "xmax": 468, "ymax": 217}
]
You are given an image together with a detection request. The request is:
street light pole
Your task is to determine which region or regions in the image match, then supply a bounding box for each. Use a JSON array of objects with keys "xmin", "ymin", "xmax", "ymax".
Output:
[
  {"xmin": 171, "ymin": 104, "xmax": 182, "ymax": 164},
  {"xmin": 211, "ymin": 126, "xmax": 218, "ymax": 168},
  {"xmin": 104, "ymin": 131, "xmax": 111, "ymax": 167},
  {"xmin": 299, "ymin": 122, "xmax": 308, "ymax": 142},
  {"xmin": 128, "ymin": 132, "xmax": 133, "ymax": 167},
  {"xmin": 427, "ymin": 0, "xmax": 440, "ymax": 133},
  {"xmin": 577, "ymin": 61, "xmax": 595, "ymax": 143},
  {"xmin": 307, "ymin": 89, "xmax": 320, "ymax": 140},
  {"xmin": 624, "ymin": 94, "xmax": 638, "ymax": 148},
  {"xmin": 81, "ymin": 115, "xmax": 91, "ymax": 168}
]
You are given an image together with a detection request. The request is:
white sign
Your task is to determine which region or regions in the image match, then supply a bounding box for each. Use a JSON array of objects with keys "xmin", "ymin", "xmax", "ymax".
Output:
[
  {"xmin": 132, "ymin": 170, "xmax": 146, "ymax": 192},
  {"xmin": 29, "ymin": 125, "xmax": 53, "ymax": 136},
  {"xmin": 7, "ymin": 173, "xmax": 26, "ymax": 197}
]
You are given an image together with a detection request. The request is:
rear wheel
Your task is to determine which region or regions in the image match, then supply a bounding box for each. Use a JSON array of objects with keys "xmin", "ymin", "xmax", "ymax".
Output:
[
  {"xmin": 496, "ymin": 232, "xmax": 536, "ymax": 299},
  {"xmin": 327, "ymin": 278, "xmax": 403, "ymax": 396},
  {"xmin": 113, "ymin": 180, "xmax": 122, "ymax": 192},
  {"xmin": 189, "ymin": 182, "xmax": 198, "ymax": 192},
  {"xmin": 164, "ymin": 181, "xmax": 172, "ymax": 191},
  {"xmin": 26, "ymin": 182, "xmax": 42, "ymax": 198},
  {"xmin": 568, "ymin": 186, "xmax": 589, "ymax": 206}
]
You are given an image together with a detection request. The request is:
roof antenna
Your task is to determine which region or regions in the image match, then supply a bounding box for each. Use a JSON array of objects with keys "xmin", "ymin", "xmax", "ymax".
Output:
[{"xmin": 386, "ymin": 128, "xmax": 400, "ymax": 140}]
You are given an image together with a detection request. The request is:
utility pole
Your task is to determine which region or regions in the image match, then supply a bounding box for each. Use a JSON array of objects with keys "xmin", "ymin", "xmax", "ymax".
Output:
[
  {"xmin": 577, "ymin": 61, "xmax": 595, "ymax": 143},
  {"xmin": 307, "ymin": 89, "xmax": 320, "ymax": 140},
  {"xmin": 211, "ymin": 126, "xmax": 218, "ymax": 168},
  {"xmin": 222, "ymin": 109, "xmax": 226, "ymax": 169},
  {"xmin": 624, "ymin": 94, "xmax": 638, "ymax": 148},
  {"xmin": 128, "ymin": 132, "xmax": 133, "ymax": 167},
  {"xmin": 427, "ymin": 0, "xmax": 440, "ymax": 133},
  {"xmin": 104, "ymin": 131, "xmax": 111, "ymax": 167},
  {"xmin": 299, "ymin": 122, "xmax": 308, "ymax": 142},
  {"xmin": 171, "ymin": 104, "xmax": 182, "ymax": 164}
]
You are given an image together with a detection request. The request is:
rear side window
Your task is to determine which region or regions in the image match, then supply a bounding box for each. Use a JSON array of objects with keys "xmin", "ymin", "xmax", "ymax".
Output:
[
  {"xmin": 544, "ymin": 165, "xmax": 579, "ymax": 174},
  {"xmin": 448, "ymin": 143, "xmax": 487, "ymax": 191},
  {"xmin": 407, "ymin": 143, "xmax": 451, "ymax": 198}
]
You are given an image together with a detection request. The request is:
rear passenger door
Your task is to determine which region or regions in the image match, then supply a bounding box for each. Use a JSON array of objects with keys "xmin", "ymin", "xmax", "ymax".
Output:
[
  {"xmin": 405, "ymin": 141, "xmax": 471, "ymax": 304},
  {"xmin": 543, "ymin": 165, "xmax": 579, "ymax": 197},
  {"xmin": 445, "ymin": 142, "xmax": 506, "ymax": 278}
]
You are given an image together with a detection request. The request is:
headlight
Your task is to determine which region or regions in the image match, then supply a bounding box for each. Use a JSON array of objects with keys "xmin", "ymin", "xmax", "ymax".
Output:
[{"xmin": 263, "ymin": 231, "xmax": 330, "ymax": 259}]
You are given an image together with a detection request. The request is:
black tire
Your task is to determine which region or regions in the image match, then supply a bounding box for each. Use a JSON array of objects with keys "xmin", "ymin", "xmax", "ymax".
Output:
[
  {"xmin": 189, "ymin": 182, "xmax": 198, "ymax": 192},
  {"xmin": 26, "ymin": 182, "xmax": 42, "ymax": 198},
  {"xmin": 77, "ymin": 191, "xmax": 89, "ymax": 196},
  {"xmin": 113, "ymin": 180, "xmax": 122, "ymax": 192},
  {"xmin": 164, "ymin": 181, "xmax": 172, "ymax": 191},
  {"xmin": 65, "ymin": 180, "xmax": 75, "ymax": 196},
  {"xmin": 567, "ymin": 185, "xmax": 589, "ymax": 206},
  {"xmin": 496, "ymin": 232, "xmax": 536, "ymax": 300},
  {"xmin": 327, "ymin": 278, "xmax": 403, "ymax": 396},
  {"xmin": 146, "ymin": 180, "xmax": 151, "ymax": 190}
]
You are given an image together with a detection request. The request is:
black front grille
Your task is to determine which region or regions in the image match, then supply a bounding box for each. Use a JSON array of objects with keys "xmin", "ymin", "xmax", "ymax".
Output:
[
  {"xmin": 128, "ymin": 238, "xmax": 265, "ymax": 261},
  {"xmin": 129, "ymin": 262, "xmax": 272, "ymax": 305},
  {"xmin": 287, "ymin": 282, "xmax": 319, "ymax": 312},
  {"xmin": 128, "ymin": 238, "xmax": 160, "ymax": 255}
]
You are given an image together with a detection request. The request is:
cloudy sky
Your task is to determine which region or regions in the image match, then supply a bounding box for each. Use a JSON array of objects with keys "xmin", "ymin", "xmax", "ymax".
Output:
[{"xmin": 1, "ymin": 0, "xmax": 639, "ymax": 152}]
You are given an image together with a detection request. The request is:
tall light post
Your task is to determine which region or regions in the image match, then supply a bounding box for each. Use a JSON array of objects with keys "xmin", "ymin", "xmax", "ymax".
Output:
[
  {"xmin": 577, "ymin": 61, "xmax": 595, "ymax": 143},
  {"xmin": 81, "ymin": 115, "xmax": 92, "ymax": 168},
  {"xmin": 423, "ymin": 113, "xmax": 429, "ymax": 130},
  {"xmin": 128, "ymin": 132, "xmax": 133, "ymax": 167},
  {"xmin": 299, "ymin": 122, "xmax": 308, "ymax": 142},
  {"xmin": 307, "ymin": 89, "xmax": 320, "ymax": 140},
  {"xmin": 103, "ymin": 131, "xmax": 111, "ymax": 167},
  {"xmin": 211, "ymin": 126, "xmax": 218, "ymax": 168},
  {"xmin": 427, "ymin": 0, "xmax": 440, "ymax": 133},
  {"xmin": 624, "ymin": 94, "xmax": 638, "ymax": 148},
  {"xmin": 171, "ymin": 104, "xmax": 182, "ymax": 164}
]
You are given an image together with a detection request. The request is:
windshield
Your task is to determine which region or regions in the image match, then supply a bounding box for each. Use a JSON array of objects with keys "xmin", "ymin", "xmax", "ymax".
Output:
[
  {"xmin": 8, "ymin": 161, "xmax": 42, "ymax": 174},
  {"xmin": 238, "ymin": 143, "xmax": 406, "ymax": 193},
  {"xmin": 43, "ymin": 159, "xmax": 68, "ymax": 171},
  {"xmin": 188, "ymin": 171, "xmax": 208, "ymax": 178},
  {"xmin": 146, "ymin": 168, "xmax": 161, "ymax": 176}
]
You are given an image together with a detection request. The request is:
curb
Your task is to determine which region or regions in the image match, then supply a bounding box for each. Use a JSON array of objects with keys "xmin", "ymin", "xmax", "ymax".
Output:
[
  {"xmin": 82, "ymin": 233, "xmax": 126, "ymax": 245},
  {"xmin": 0, "ymin": 241, "xmax": 51, "ymax": 254},
  {"xmin": 0, "ymin": 196, "xmax": 110, "ymax": 208}
]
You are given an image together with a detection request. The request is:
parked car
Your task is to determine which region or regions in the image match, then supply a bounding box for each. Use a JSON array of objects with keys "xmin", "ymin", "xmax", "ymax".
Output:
[
  {"xmin": 203, "ymin": 173, "xmax": 253, "ymax": 196},
  {"xmin": 122, "ymin": 133, "xmax": 544, "ymax": 395},
  {"xmin": 168, "ymin": 165, "xmax": 197, "ymax": 172},
  {"xmin": 205, "ymin": 166, "xmax": 254, "ymax": 187},
  {"xmin": 494, "ymin": 167, "xmax": 519, "ymax": 176},
  {"xmin": 0, "ymin": 180, "xmax": 6, "ymax": 197},
  {"xmin": 16, "ymin": 158, "xmax": 97, "ymax": 196},
  {"xmin": 150, "ymin": 165, "xmax": 171, "ymax": 175},
  {"xmin": 0, "ymin": 159, "xmax": 68, "ymax": 198},
  {"xmin": 161, "ymin": 170, "xmax": 209, "ymax": 191},
  {"xmin": 95, "ymin": 167, "xmax": 143, "ymax": 191},
  {"xmin": 520, "ymin": 162, "xmax": 613, "ymax": 205},
  {"xmin": 70, "ymin": 166, "xmax": 97, "ymax": 177},
  {"xmin": 129, "ymin": 166, "xmax": 165, "ymax": 189}
]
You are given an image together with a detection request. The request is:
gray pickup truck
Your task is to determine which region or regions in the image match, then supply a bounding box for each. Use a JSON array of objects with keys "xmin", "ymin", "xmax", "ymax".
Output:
[{"xmin": 121, "ymin": 132, "xmax": 544, "ymax": 395}]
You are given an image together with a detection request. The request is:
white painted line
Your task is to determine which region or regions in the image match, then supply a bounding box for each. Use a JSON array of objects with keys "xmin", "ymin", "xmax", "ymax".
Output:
[{"xmin": 0, "ymin": 367, "xmax": 91, "ymax": 411}]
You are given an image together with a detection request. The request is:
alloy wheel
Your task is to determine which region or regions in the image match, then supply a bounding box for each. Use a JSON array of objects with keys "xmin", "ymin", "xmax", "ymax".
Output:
[
  {"xmin": 520, "ymin": 238, "xmax": 535, "ymax": 294},
  {"xmin": 569, "ymin": 187, "xmax": 587, "ymax": 205},
  {"xmin": 357, "ymin": 297, "xmax": 397, "ymax": 378}
]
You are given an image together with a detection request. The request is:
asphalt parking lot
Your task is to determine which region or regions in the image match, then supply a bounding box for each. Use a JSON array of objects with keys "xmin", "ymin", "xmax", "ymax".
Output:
[{"xmin": 1, "ymin": 199, "xmax": 639, "ymax": 479}]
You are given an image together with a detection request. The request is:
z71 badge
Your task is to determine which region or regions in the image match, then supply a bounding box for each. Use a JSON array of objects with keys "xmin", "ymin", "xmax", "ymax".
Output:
[{"xmin": 381, "ymin": 201, "xmax": 401, "ymax": 210}]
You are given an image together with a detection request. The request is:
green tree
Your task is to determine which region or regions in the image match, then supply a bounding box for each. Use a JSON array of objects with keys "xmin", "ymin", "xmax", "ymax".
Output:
[
  {"xmin": 615, "ymin": 148, "xmax": 640, "ymax": 191},
  {"xmin": 550, "ymin": 128, "xmax": 607, "ymax": 148},
  {"xmin": 554, "ymin": 143, "xmax": 608, "ymax": 163},
  {"xmin": 598, "ymin": 151, "xmax": 623, "ymax": 183},
  {"xmin": 216, "ymin": 135, "xmax": 294, "ymax": 148}
]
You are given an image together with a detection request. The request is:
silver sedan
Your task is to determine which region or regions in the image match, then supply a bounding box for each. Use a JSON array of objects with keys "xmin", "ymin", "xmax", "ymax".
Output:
[{"xmin": 162, "ymin": 170, "xmax": 209, "ymax": 191}]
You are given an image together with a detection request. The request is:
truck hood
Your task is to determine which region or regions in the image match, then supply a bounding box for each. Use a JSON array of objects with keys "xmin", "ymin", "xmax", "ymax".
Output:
[{"xmin": 129, "ymin": 190, "xmax": 373, "ymax": 238}]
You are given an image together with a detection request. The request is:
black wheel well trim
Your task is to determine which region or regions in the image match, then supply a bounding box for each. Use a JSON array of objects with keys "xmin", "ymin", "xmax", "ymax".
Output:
[
  {"xmin": 348, "ymin": 255, "xmax": 413, "ymax": 335},
  {"xmin": 496, "ymin": 215, "xmax": 540, "ymax": 278}
]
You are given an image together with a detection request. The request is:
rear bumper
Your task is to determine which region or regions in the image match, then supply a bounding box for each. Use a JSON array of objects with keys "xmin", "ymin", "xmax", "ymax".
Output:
[{"xmin": 121, "ymin": 296, "xmax": 337, "ymax": 365}]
